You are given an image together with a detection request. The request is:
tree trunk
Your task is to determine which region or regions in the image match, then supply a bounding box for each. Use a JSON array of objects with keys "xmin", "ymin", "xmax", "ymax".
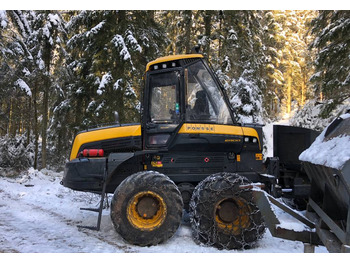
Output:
[
  {"xmin": 184, "ymin": 10, "xmax": 192, "ymax": 54},
  {"xmin": 218, "ymin": 11, "xmax": 223, "ymax": 60},
  {"xmin": 116, "ymin": 10, "xmax": 127, "ymax": 123},
  {"xmin": 203, "ymin": 11, "xmax": 212, "ymax": 58},
  {"xmin": 41, "ymin": 36, "xmax": 52, "ymax": 170},
  {"xmin": 8, "ymin": 98, "xmax": 13, "ymax": 136},
  {"xmin": 287, "ymin": 74, "xmax": 292, "ymax": 114},
  {"xmin": 26, "ymin": 96, "xmax": 32, "ymax": 145},
  {"xmin": 301, "ymin": 72, "xmax": 307, "ymax": 106},
  {"xmin": 33, "ymin": 84, "xmax": 39, "ymax": 170},
  {"xmin": 41, "ymin": 75, "xmax": 49, "ymax": 169}
]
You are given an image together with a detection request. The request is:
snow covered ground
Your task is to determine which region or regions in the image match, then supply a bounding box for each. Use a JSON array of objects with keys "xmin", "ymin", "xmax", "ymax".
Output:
[{"xmin": 0, "ymin": 168, "xmax": 328, "ymax": 253}]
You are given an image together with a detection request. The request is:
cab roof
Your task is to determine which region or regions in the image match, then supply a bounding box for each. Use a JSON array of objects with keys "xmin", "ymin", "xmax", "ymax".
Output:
[{"xmin": 146, "ymin": 54, "xmax": 204, "ymax": 72}]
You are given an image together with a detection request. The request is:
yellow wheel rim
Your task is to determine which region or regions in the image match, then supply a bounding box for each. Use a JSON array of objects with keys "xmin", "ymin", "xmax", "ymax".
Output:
[
  {"xmin": 215, "ymin": 197, "xmax": 251, "ymax": 235},
  {"xmin": 127, "ymin": 191, "xmax": 167, "ymax": 231}
]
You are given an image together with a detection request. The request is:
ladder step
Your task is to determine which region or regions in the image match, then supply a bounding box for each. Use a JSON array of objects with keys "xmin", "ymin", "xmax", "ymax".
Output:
[
  {"xmin": 80, "ymin": 207, "xmax": 100, "ymax": 212},
  {"xmin": 78, "ymin": 159, "xmax": 108, "ymax": 232}
]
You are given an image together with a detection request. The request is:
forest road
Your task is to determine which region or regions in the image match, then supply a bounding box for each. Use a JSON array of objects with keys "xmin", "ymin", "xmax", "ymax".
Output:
[{"xmin": 0, "ymin": 186, "xmax": 131, "ymax": 253}]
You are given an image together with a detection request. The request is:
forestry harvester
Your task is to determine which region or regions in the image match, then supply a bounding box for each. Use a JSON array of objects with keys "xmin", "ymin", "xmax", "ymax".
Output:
[{"xmin": 62, "ymin": 52, "xmax": 325, "ymax": 250}]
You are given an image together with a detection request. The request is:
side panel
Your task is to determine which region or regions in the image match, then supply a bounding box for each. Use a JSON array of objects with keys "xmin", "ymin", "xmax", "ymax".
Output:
[
  {"xmin": 62, "ymin": 158, "xmax": 106, "ymax": 192},
  {"xmin": 178, "ymin": 123, "xmax": 261, "ymax": 149},
  {"xmin": 70, "ymin": 124, "xmax": 141, "ymax": 160},
  {"xmin": 273, "ymin": 125, "xmax": 319, "ymax": 171},
  {"xmin": 143, "ymin": 123, "xmax": 263, "ymax": 184},
  {"xmin": 106, "ymin": 153, "xmax": 143, "ymax": 193}
]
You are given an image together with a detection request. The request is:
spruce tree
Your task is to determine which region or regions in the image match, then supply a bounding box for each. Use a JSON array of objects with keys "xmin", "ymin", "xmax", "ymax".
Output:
[
  {"xmin": 67, "ymin": 10, "xmax": 167, "ymax": 130},
  {"xmin": 310, "ymin": 10, "xmax": 350, "ymax": 117},
  {"xmin": 218, "ymin": 11, "xmax": 266, "ymax": 123}
]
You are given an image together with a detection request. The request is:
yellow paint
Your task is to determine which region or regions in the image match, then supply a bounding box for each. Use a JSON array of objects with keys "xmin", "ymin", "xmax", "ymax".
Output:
[
  {"xmin": 146, "ymin": 54, "xmax": 204, "ymax": 71},
  {"xmin": 179, "ymin": 123, "xmax": 261, "ymax": 149},
  {"xmin": 215, "ymin": 198, "xmax": 251, "ymax": 235},
  {"xmin": 225, "ymin": 139, "xmax": 242, "ymax": 143},
  {"xmin": 255, "ymin": 153, "xmax": 263, "ymax": 161},
  {"xmin": 127, "ymin": 191, "xmax": 167, "ymax": 231},
  {"xmin": 179, "ymin": 123, "xmax": 243, "ymax": 135},
  {"xmin": 151, "ymin": 161, "xmax": 163, "ymax": 168},
  {"xmin": 69, "ymin": 125, "xmax": 141, "ymax": 160},
  {"xmin": 237, "ymin": 155, "xmax": 241, "ymax": 162}
]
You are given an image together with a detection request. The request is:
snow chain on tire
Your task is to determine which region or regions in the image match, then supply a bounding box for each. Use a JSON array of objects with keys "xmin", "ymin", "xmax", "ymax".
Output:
[
  {"xmin": 110, "ymin": 171, "xmax": 183, "ymax": 246},
  {"xmin": 189, "ymin": 172, "xmax": 266, "ymax": 250}
]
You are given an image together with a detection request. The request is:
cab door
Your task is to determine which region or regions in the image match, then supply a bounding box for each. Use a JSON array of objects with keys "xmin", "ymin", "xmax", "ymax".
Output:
[{"xmin": 143, "ymin": 70, "xmax": 182, "ymax": 149}]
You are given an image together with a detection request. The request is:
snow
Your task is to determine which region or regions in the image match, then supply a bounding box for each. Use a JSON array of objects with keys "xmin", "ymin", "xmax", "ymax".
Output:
[
  {"xmin": 0, "ymin": 10, "xmax": 7, "ymax": 28},
  {"xmin": 36, "ymin": 50, "xmax": 45, "ymax": 70},
  {"xmin": 86, "ymin": 21, "xmax": 105, "ymax": 38},
  {"xmin": 0, "ymin": 168, "xmax": 328, "ymax": 253},
  {"xmin": 97, "ymin": 72, "xmax": 112, "ymax": 95},
  {"xmin": 22, "ymin": 67, "xmax": 31, "ymax": 76},
  {"xmin": 111, "ymin": 34, "xmax": 131, "ymax": 61},
  {"xmin": 126, "ymin": 30, "xmax": 142, "ymax": 53},
  {"xmin": 48, "ymin": 14, "xmax": 60, "ymax": 26},
  {"xmin": 299, "ymin": 113, "xmax": 350, "ymax": 169},
  {"xmin": 15, "ymin": 78, "xmax": 32, "ymax": 96},
  {"xmin": 113, "ymin": 79, "xmax": 122, "ymax": 91}
]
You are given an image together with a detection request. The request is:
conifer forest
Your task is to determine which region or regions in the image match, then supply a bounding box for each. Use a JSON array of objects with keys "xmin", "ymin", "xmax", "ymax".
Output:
[{"xmin": 0, "ymin": 10, "xmax": 349, "ymax": 171}]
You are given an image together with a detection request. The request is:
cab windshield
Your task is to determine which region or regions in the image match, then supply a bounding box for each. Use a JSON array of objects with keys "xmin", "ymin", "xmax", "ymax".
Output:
[{"xmin": 185, "ymin": 61, "xmax": 233, "ymax": 124}]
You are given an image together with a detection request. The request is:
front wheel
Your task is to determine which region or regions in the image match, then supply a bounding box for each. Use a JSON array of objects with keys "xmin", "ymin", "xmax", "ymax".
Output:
[
  {"xmin": 190, "ymin": 173, "xmax": 265, "ymax": 250},
  {"xmin": 110, "ymin": 171, "xmax": 183, "ymax": 246}
]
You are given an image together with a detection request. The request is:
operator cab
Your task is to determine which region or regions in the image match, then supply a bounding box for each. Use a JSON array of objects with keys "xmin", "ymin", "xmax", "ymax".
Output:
[{"xmin": 143, "ymin": 54, "xmax": 234, "ymax": 149}]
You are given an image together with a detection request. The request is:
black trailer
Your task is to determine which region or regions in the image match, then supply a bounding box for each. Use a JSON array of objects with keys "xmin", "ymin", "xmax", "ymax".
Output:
[{"xmin": 254, "ymin": 114, "xmax": 350, "ymax": 253}]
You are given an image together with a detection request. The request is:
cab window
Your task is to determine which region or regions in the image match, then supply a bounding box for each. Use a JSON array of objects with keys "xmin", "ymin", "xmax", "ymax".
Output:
[
  {"xmin": 149, "ymin": 71, "xmax": 180, "ymax": 123},
  {"xmin": 185, "ymin": 61, "xmax": 233, "ymax": 124}
]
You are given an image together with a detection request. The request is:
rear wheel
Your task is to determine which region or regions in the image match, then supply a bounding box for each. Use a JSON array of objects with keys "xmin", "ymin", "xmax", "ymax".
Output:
[
  {"xmin": 189, "ymin": 172, "xmax": 265, "ymax": 250},
  {"xmin": 110, "ymin": 171, "xmax": 183, "ymax": 246}
]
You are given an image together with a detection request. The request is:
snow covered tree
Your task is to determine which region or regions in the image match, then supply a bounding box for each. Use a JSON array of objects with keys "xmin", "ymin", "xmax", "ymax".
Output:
[
  {"xmin": 276, "ymin": 11, "xmax": 315, "ymax": 116},
  {"xmin": 2, "ymin": 9, "xmax": 337, "ymax": 171},
  {"xmin": 0, "ymin": 134, "xmax": 34, "ymax": 172},
  {"xmin": 258, "ymin": 11, "xmax": 316, "ymax": 119},
  {"xmin": 217, "ymin": 11, "xmax": 266, "ymax": 123},
  {"xmin": 0, "ymin": 10, "xmax": 68, "ymax": 169},
  {"xmin": 309, "ymin": 10, "xmax": 350, "ymax": 118},
  {"xmin": 259, "ymin": 11, "xmax": 285, "ymax": 119},
  {"xmin": 0, "ymin": 11, "xmax": 34, "ymax": 137},
  {"xmin": 32, "ymin": 11, "xmax": 68, "ymax": 169},
  {"xmin": 160, "ymin": 10, "xmax": 196, "ymax": 55},
  {"xmin": 67, "ymin": 10, "xmax": 166, "ymax": 133}
]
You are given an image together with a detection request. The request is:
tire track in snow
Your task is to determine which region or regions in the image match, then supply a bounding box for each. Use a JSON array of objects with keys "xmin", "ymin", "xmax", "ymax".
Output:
[{"xmin": 0, "ymin": 187, "xmax": 132, "ymax": 252}]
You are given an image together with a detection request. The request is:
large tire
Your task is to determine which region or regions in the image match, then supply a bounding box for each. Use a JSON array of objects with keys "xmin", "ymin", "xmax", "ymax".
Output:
[
  {"xmin": 110, "ymin": 171, "xmax": 183, "ymax": 246},
  {"xmin": 189, "ymin": 173, "xmax": 265, "ymax": 250}
]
